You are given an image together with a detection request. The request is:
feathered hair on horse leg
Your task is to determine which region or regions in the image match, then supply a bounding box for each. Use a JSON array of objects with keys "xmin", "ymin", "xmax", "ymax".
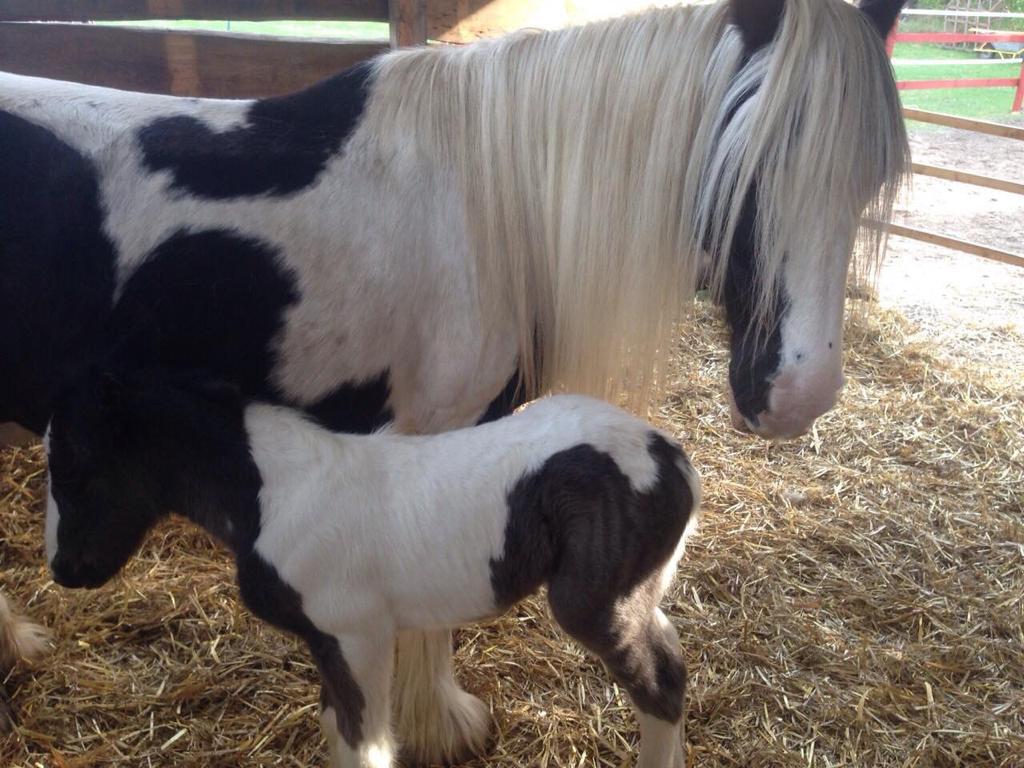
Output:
[{"xmin": 0, "ymin": 590, "xmax": 50, "ymax": 669}]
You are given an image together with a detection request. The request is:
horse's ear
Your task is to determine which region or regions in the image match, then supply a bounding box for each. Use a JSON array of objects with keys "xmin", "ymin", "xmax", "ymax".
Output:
[
  {"xmin": 730, "ymin": 0, "xmax": 786, "ymax": 52},
  {"xmin": 859, "ymin": 0, "xmax": 906, "ymax": 39}
]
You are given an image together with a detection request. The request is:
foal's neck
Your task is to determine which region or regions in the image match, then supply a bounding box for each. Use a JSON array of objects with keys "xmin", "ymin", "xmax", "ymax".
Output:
[{"xmin": 166, "ymin": 415, "xmax": 265, "ymax": 556}]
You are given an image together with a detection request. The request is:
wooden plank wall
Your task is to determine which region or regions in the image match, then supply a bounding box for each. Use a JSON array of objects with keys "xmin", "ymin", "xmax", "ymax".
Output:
[
  {"xmin": 0, "ymin": 1, "xmax": 389, "ymax": 22},
  {"xmin": 0, "ymin": 0, "xmax": 635, "ymax": 99},
  {"xmin": 0, "ymin": 0, "xmax": 418, "ymax": 98},
  {"xmin": 0, "ymin": 0, "xmax": 647, "ymax": 97},
  {"xmin": 0, "ymin": 23, "xmax": 387, "ymax": 98}
]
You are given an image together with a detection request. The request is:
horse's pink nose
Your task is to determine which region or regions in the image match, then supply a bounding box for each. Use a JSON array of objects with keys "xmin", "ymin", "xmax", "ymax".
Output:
[{"xmin": 729, "ymin": 366, "xmax": 844, "ymax": 440}]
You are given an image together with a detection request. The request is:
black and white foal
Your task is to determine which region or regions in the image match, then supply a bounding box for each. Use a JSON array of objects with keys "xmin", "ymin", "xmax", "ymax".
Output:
[{"xmin": 43, "ymin": 371, "xmax": 700, "ymax": 768}]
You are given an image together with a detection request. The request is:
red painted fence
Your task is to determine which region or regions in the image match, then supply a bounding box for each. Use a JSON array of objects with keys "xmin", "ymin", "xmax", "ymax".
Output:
[{"xmin": 885, "ymin": 23, "xmax": 1024, "ymax": 112}]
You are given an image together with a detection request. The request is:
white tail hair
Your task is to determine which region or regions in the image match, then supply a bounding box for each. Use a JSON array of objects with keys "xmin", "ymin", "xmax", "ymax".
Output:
[{"xmin": 363, "ymin": 0, "xmax": 908, "ymax": 411}]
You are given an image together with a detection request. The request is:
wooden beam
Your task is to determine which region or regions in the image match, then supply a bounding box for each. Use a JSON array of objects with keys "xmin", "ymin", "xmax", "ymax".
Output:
[
  {"xmin": 887, "ymin": 223, "xmax": 1024, "ymax": 268},
  {"xmin": 0, "ymin": 23, "xmax": 386, "ymax": 98},
  {"xmin": 0, "ymin": 1, "xmax": 388, "ymax": 22},
  {"xmin": 912, "ymin": 163, "xmax": 1024, "ymax": 196},
  {"xmin": 902, "ymin": 108, "xmax": 1024, "ymax": 141},
  {"xmin": 389, "ymin": 0, "xmax": 426, "ymax": 48}
]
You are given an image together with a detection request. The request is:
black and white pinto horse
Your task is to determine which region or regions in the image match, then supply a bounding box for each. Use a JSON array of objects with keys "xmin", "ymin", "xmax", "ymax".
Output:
[
  {"xmin": 0, "ymin": 0, "xmax": 908, "ymax": 761},
  {"xmin": 44, "ymin": 371, "xmax": 701, "ymax": 767}
]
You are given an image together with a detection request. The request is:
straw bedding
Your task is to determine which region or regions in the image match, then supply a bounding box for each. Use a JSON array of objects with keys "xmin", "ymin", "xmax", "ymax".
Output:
[{"xmin": 1, "ymin": 298, "xmax": 1022, "ymax": 767}]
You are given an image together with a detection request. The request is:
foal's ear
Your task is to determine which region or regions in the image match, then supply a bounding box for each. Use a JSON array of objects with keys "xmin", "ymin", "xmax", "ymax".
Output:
[
  {"xmin": 730, "ymin": 0, "xmax": 786, "ymax": 52},
  {"xmin": 859, "ymin": 0, "xmax": 906, "ymax": 39}
]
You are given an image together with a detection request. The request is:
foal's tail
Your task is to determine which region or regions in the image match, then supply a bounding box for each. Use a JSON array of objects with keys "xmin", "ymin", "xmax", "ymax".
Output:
[{"xmin": 0, "ymin": 591, "xmax": 49, "ymax": 669}]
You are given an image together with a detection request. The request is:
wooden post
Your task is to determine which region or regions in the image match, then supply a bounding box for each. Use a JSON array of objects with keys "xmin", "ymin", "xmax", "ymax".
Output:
[{"xmin": 389, "ymin": 0, "xmax": 427, "ymax": 48}]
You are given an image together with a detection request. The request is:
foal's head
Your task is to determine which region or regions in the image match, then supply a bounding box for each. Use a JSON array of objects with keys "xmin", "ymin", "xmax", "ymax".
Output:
[
  {"xmin": 703, "ymin": 0, "xmax": 908, "ymax": 439},
  {"xmin": 45, "ymin": 369, "xmax": 250, "ymax": 589}
]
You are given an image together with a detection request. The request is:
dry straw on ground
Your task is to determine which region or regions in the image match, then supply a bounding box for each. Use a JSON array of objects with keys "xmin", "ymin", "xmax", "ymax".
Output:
[{"xmin": 1, "ymin": 299, "xmax": 1022, "ymax": 768}]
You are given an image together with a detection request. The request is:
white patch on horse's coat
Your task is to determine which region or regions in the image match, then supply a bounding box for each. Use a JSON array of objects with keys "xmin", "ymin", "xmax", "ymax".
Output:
[
  {"xmin": 42, "ymin": 427, "xmax": 59, "ymax": 567},
  {"xmin": 0, "ymin": 72, "xmax": 250, "ymax": 158}
]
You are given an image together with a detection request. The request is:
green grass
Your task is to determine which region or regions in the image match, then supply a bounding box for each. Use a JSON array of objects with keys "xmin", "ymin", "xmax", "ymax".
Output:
[
  {"xmin": 892, "ymin": 43, "xmax": 1022, "ymax": 119},
  {"xmin": 98, "ymin": 19, "xmax": 388, "ymax": 40}
]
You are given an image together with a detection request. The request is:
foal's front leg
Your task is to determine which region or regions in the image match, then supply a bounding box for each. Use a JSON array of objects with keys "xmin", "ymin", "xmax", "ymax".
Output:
[{"xmin": 314, "ymin": 630, "xmax": 396, "ymax": 768}]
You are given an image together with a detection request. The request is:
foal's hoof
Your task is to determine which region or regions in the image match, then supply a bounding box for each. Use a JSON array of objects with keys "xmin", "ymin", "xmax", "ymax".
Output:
[{"xmin": 398, "ymin": 688, "xmax": 493, "ymax": 766}]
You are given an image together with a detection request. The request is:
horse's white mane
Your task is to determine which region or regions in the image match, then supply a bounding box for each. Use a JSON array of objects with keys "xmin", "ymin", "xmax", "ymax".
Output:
[{"xmin": 361, "ymin": 0, "xmax": 908, "ymax": 410}]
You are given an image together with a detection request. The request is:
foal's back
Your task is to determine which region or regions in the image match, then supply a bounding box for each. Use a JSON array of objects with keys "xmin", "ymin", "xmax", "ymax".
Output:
[{"xmin": 245, "ymin": 395, "xmax": 699, "ymax": 630}]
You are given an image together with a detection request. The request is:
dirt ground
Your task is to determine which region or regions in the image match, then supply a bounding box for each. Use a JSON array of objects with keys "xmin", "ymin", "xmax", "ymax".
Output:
[{"xmin": 878, "ymin": 121, "xmax": 1024, "ymax": 378}]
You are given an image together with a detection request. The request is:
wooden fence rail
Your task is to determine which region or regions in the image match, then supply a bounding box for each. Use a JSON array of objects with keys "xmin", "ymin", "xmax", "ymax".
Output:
[
  {"xmin": 886, "ymin": 26, "xmax": 1024, "ymax": 112},
  {"xmin": 0, "ymin": 0, "xmax": 432, "ymax": 96},
  {"xmin": 887, "ymin": 223, "xmax": 1024, "ymax": 269},
  {"xmin": 894, "ymin": 109, "xmax": 1024, "ymax": 269},
  {"xmin": 0, "ymin": 22, "xmax": 387, "ymax": 97},
  {"xmin": 901, "ymin": 107, "xmax": 1024, "ymax": 140}
]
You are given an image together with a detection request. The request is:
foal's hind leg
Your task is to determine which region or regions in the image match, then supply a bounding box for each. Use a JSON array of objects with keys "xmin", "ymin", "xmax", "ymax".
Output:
[{"xmin": 549, "ymin": 581, "xmax": 686, "ymax": 768}]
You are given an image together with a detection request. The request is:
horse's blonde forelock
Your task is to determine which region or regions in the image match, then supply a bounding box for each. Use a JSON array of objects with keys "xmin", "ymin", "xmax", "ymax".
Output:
[{"xmin": 362, "ymin": 0, "xmax": 908, "ymax": 411}]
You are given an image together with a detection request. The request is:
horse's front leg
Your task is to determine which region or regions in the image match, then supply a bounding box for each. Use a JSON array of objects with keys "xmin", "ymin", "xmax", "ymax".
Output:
[
  {"xmin": 315, "ymin": 630, "xmax": 396, "ymax": 768},
  {"xmin": 393, "ymin": 629, "xmax": 492, "ymax": 765},
  {"xmin": 0, "ymin": 592, "xmax": 49, "ymax": 673}
]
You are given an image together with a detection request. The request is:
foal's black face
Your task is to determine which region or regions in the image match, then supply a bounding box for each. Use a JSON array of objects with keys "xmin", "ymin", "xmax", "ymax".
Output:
[
  {"xmin": 45, "ymin": 376, "xmax": 164, "ymax": 589},
  {"xmin": 45, "ymin": 369, "xmax": 246, "ymax": 589}
]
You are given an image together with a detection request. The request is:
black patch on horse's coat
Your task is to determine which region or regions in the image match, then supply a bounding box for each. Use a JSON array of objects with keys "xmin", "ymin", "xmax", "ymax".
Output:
[
  {"xmin": 138, "ymin": 62, "xmax": 374, "ymax": 199},
  {"xmin": 720, "ymin": 185, "xmax": 787, "ymax": 425},
  {"xmin": 491, "ymin": 433, "xmax": 694, "ymax": 722},
  {"xmin": 477, "ymin": 371, "xmax": 526, "ymax": 425},
  {"xmin": 306, "ymin": 370, "xmax": 393, "ymax": 433},
  {"xmin": 238, "ymin": 553, "xmax": 365, "ymax": 747},
  {"xmin": 106, "ymin": 229, "xmax": 299, "ymax": 399},
  {"xmin": 0, "ymin": 111, "xmax": 117, "ymax": 432}
]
